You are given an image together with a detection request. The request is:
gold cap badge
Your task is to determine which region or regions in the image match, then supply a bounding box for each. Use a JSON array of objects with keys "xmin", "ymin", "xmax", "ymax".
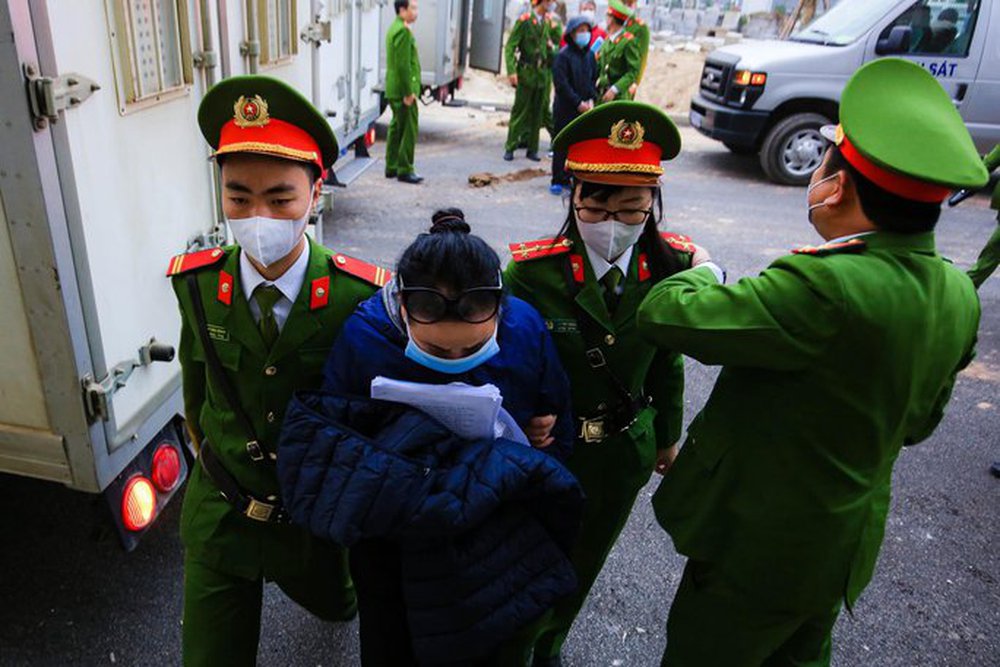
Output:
[
  {"xmin": 608, "ymin": 120, "xmax": 645, "ymax": 150},
  {"xmin": 234, "ymin": 95, "xmax": 270, "ymax": 128}
]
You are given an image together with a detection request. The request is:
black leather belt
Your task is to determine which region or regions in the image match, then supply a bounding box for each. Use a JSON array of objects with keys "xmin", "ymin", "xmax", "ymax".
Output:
[
  {"xmin": 200, "ymin": 440, "xmax": 289, "ymax": 524},
  {"xmin": 578, "ymin": 395, "xmax": 652, "ymax": 443}
]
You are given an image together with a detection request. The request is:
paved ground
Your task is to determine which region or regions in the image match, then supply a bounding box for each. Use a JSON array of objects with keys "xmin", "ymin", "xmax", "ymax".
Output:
[{"xmin": 1, "ymin": 103, "xmax": 997, "ymax": 666}]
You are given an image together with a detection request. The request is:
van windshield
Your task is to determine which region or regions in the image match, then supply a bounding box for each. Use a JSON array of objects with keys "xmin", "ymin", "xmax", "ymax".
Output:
[{"xmin": 791, "ymin": 0, "xmax": 900, "ymax": 45}]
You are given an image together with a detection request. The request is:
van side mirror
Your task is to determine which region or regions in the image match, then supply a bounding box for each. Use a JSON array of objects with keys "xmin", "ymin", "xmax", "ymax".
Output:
[{"xmin": 876, "ymin": 25, "xmax": 913, "ymax": 55}]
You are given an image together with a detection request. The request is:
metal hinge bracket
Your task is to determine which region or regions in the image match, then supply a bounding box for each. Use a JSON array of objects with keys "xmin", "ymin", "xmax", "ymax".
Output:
[
  {"xmin": 23, "ymin": 64, "xmax": 100, "ymax": 131},
  {"xmin": 300, "ymin": 20, "xmax": 332, "ymax": 45},
  {"xmin": 82, "ymin": 339, "xmax": 176, "ymax": 423}
]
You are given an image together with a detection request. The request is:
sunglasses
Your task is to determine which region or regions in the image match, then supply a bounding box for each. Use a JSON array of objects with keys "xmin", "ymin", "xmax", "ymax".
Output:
[{"xmin": 400, "ymin": 286, "xmax": 503, "ymax": 324}]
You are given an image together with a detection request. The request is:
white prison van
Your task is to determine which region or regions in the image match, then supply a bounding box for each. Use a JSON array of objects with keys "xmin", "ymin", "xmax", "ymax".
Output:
[{"xmin": 0, "ymin": 0, "xmax": 499, "ymax": 550}]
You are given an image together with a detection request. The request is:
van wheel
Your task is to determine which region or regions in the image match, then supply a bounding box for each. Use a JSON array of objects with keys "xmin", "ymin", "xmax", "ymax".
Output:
[
  {"xmin": 759, "ymin": 112, "xmax": 831, "ymax": 185},
  {"xmin": 723, "ymin": 142, "xmax": 755, "ymax": 155}
]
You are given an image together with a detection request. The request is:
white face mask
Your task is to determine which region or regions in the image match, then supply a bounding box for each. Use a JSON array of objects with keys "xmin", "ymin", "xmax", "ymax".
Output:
[
  {"xmin": 228, "ymin": 209, "xmax": 311, "ymax": 267},
  {"xmin": 577, "ymin": 219, "xmax": 646, "ymax": 262}
]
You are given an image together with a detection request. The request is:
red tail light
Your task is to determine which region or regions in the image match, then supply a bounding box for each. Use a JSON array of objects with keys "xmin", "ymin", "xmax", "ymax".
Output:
[
  {"xmin": 151, "ymin": 444, "xmax": 182, "ymax": 492},
  {"xmin": 365, "ymin": 126, "xmax": 376, "ymax": 147},
  {"xmin": 122, "ymin": 476, "xmax": 157, "ymax": 531}
]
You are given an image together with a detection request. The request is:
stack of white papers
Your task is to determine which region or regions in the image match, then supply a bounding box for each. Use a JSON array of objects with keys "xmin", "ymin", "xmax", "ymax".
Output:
[{"xmin": 370, "ymin": 377, "xmax": 530, "ymax": 446}]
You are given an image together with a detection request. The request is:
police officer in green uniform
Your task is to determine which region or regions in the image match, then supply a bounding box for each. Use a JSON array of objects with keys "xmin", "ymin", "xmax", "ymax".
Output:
[
  {"xmin": 597, "ymin": 0, "xmax": 642, "ymax": 104},
  {"xmin": 505, "ymin": 0, "xmax": 560, "ymax": 161},
  {"xmin": 637, "ymin": 59, "xmax": 988, "ymax": 666},
  {"xmin": 504, "ymin": 101, "xmax": 704, "ymax": 667},
  {"xmin": 168, "ymin": 76, "xmax": 391, "ymax": 666},
  {"xmin": 540, "ymin": 7, "xmax": 563, "ymax": 145},
  {"xmin": 966, "ymin": 144, "xmax": 1000, "ymax": 289},
  {"xmin": 621, "ymin": 0, "xmax": 650, "ymax": 98},
  {"xmin": 385, "ymin": 0, "xmax": 424, "ymax": 184}
]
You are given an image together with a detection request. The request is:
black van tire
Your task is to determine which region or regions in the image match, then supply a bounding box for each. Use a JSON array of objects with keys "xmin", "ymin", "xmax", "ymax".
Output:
[{"xmin": 759, "ymin": 112, "xmax": 831, "ymax": 185}]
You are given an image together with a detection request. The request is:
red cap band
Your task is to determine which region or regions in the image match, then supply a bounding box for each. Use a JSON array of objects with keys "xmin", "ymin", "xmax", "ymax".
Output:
[
  {"xmin": 608, "ymin": 6, "xmax": 630, "ymax": 21},
  {"xmin": 840, "ymin": 135, "xmax": 950, "ymax": 204},
  {"xmin": 216, "ymin": 118, "xmax": 324, "ymax": 172},
  {"xmin": 565, "ymin": 137, "xmax": 663, "ymax": 177}
]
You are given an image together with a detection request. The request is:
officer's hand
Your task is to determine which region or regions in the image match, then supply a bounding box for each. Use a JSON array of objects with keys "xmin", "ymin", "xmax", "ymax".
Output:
[
  {"xmin": 509, "ymin": 74, "xmax": 518, "ymax": 87},
  {"xmin": 526, "ymin": 414, "xmax": 557, "ymax": 449},
  {"xmin": 654, "ymin": 443, "xmax": 679, "ymax": 475},
  {"xmin": 403, "ymin": 94, "xmax": 416, "ymax": 106},
  {"xmin": 628, "ymin": 82, "xmax": 638, "ymax": 97},
  {"xmin": 602, "ymin": 89, "xmax": 616, "ymax": 102},
  {"xmin": 691, "ymin": 244, "xmax": 712, "ymax": 267}
]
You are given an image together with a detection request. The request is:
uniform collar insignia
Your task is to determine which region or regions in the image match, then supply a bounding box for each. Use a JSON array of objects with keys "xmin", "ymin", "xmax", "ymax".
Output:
[
  {"xmin": 609, "ymin": 120, "xmax": 645, "ymax": 150},
  {"xmin": 234, "ymin": 94, "xmax": 270, "ymax": 128}
]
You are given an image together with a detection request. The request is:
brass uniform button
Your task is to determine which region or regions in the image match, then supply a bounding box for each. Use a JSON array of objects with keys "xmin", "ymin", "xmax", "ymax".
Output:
[
  {"xmin": 266, "ymin": 411, "xmax": 276, "ymax": 423},
  {"xmin": 604, "ymin": 334, "xmax": 616, "ymax": 346},
  {"xmin": 264, "ymin": 366, "xmax": 277, "ymax": 376}
]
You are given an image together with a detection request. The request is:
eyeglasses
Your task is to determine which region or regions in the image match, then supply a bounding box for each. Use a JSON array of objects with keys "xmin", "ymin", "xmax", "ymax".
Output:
[
  {"xmin": 400, "ymin": 286, "xmax": 503, "ymax": 324},
  {"xmin": 574, "ymin": 206, "xmax": 653, "ymax": 225}
]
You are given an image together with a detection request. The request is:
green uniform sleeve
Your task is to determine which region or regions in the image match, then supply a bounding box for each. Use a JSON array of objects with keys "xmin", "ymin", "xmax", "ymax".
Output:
[
  {"xmin": 176, "ymin": 294, "xmax": 206, "ymax": 448},
  {"xmin": 391, "ymin": 28, "xmax": 413, "ymax": 97},
  {"xmin": 905, "ymin": 338, "xmax": 977, "ymax": 445},
  {"xmin": 967, "ymin": 221, "xmax": 1000, "ymax": 288},
  {"xmin": 505, "ymin": 20, "xmax": 524, "ymax": 75},
  {"xmin": 637, "ymin": 258, "xmax": 845, "ymax": 370},
  {"xmin": 612, "ymin": 36, "xmax": 642, "ymax": 95},
  {"xmin": 636, "ymin": 24, "xmax": 651, "ymax": 83},
  {"xmin": 646, "ymin": 349, "xmax": 684, "ymax": 449}
]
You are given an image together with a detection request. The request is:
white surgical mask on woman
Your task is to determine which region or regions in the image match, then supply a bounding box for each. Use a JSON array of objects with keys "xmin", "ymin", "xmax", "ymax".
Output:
[{"xmin": 577, "ymin": 219, "xmax": 646, "ymax": 262}]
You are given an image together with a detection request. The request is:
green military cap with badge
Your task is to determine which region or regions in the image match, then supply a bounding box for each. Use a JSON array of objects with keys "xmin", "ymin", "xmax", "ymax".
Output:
[
  {"xmin": 819, "ymin": 58, "xmax": 988, "ymax": 202},
  {"xmin": 553, "ymin": 100, "xmax": 681, "ymax": 186},
  {"xmin": 607, "ymin": 0, "xmax": 634, "ymax": 21},
  {"xmin": 198, "ymin": 75, "xmax": 339, "ymax": 175}
]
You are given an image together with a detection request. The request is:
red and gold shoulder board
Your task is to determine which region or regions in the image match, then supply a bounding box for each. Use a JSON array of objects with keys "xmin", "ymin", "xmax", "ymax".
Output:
[
  {"xmin": 509, "ymin": 237, "xmax": 574, "ymax": 262},
  {"xmin": 661, "ymin": 232, "xmax": 696, "ymax": 253},
  {"xmin": 792, "ymin": 238, "xmax": 867, "ymax": 256},
  {"xmin": 625, "ymin": 32, "xmax": 635, "ymax": 40},
  {"xmin": 166, "ymin": 247, "xmax": 228, "ymax": 277},
  {"xmin": 330, "ymin": 253, "xmax": 393, "ymax": 287},
  {"xmin": 519, "ymin": 12, "xmax": 531, "ymax": 21}
]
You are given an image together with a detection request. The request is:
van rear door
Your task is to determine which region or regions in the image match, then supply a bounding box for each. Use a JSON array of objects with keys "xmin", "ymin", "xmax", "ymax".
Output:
[
  {"xmin": 468, "ymin": 0, "xmax": 507, "ymax": 73},
  {"xmin": 864, "ymin": 0, "xmax": 989, "ymax": 121}
]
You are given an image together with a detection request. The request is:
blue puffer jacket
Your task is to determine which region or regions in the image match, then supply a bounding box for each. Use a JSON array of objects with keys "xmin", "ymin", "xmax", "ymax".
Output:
[{"xmin": 278, "ymin": 391, "xmax": 584, "ymax": 665}]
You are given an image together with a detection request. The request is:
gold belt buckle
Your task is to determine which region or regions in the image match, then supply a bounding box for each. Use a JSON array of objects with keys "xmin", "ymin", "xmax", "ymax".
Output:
[
  {"xmin": 581, "ymin": 418, "xmax": 606, "ymax": 443},
  {"xmin": 244, "ymin": 498, "xmax": 275, "ymax": 522}
]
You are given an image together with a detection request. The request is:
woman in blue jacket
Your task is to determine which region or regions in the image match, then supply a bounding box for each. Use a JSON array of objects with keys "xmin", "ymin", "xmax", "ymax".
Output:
[{"xmin": 321, "ymin": 209, "xmax": 576, "ymax": 665}]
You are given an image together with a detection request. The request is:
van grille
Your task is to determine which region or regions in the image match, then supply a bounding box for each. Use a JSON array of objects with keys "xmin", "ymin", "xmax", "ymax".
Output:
[{"xmin": 699, "ymin": 59, "xmax": 732, "ymax": 103}]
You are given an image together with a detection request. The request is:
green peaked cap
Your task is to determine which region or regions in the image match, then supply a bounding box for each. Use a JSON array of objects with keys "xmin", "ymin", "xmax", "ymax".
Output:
[
  {"xmin": 553, "ymin": 101, "xmax": 680, "ymax": 156},
  {"xmin": 608, "ymin": 0, "xmax": 634, "ymax": 19},
  {"xmin": 198, "ymin": 75, "xmax": 339, "ymax": 170},
  {"xmin": 839, "ymin": 58, "xmax": 987, "ymax": 190}
]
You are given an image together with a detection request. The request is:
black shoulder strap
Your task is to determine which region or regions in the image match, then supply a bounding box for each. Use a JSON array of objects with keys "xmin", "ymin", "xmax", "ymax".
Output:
[{"xmin": 185, "ymin": 274, "xmax": 273, "ymax": 462}]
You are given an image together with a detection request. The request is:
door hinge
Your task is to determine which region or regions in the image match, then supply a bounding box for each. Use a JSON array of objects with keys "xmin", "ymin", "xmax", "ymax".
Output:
[
  {"xmin": 300, "ymin": 20, "xmax": 332, "ymax": 45},
  {"xmin": 23, "ymin": 64, "xmax": 100, "ymax": 131},
  {"xmin": 82, "ymin": 339, "xmax": 176, "ymax": 423}
]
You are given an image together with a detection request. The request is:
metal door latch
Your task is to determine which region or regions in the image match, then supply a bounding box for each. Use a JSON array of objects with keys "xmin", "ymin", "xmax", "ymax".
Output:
[
  {"xmin": 82, "ymin": 339, "xmax": 176, "ymax": 423},
  {"xmin": 23, "ymin": 64, "xmax": 100, "ymax": 130},
  {"xmin": 301, "ymin": 20, "xmax": 332, "ymax": 45}
]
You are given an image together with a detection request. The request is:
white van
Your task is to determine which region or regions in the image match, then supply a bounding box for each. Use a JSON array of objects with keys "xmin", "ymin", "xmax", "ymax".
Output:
[{"xmin": 690, "ymin": 0, "xmax": 999, "ymax": 184}]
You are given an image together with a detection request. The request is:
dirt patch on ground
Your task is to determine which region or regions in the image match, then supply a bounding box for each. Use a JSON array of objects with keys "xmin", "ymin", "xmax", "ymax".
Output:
[
  {"xmin": 468, "ymin": 168, "xmax": 549, "ymax": 187},
  {"xmin": 634, "ymin": 49, "xmax": 706, "ymax": 113},
  {"xmin": 961, "ymin": 361, "xmax": 1000, "ymax": 383}
]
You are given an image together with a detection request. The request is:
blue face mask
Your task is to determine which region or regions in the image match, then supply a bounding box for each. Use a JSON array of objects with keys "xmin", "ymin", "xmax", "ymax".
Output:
[
  {"xmin": 404, "ymin": 320, "xmax": 501, "ymax": 375},
  {"xmin": 574, "ymin": 31, "xmax": 592, "ymax": 49}
]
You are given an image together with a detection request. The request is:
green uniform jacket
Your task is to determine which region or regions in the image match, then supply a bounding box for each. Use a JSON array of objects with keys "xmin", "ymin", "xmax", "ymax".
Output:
[
  {"xmin": 505, "ymin": 231, "xmax": 692, "ymax": 470},
  {"xmin": 597, "ymin": 30, "xmax": 642, "ymax": 101},
  {"xmin": 637, "ymin": 232, "xmax": 980, "ymax": 612},
  {"xmin": 625, "ymin": 17, "xmax": 650, "ymax": 84},
  {"xmin": 506, "ymin": 12, "xmax": 559, "ymax": 88},
  {"xmin": 172, "ymin": 239, "xmax": 378, "ymax": 579},
  {"xmin": 385, "ymin": 17, "xmax": 421, "ymax": 100}
]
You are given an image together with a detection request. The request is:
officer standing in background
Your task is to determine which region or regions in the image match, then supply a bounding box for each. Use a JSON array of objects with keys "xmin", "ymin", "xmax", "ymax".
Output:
[
  {"xmin": 621, "ymin": 0, "xmax": 650, "ymax": 99},
  {"xmin": 385, "ymin": 0, "xmax": 424, "ymax": 184},
  {"xmin": 597, "ymin": 0, "xmax": 642, "ymax": 103},
  {"xmin": 504, "ymin": 0, "xmax": 559, "ymax": 162},
  {"xmin": 168, "ymin": 76, "xmax": 389, "ymax": 665},
  {"xmin": 540, "ymin": 4, "xmax": 563, "ymax": 150},
  {"xmin": 637, "ymin": 59, "xmax": 988, "ymax": 666}
]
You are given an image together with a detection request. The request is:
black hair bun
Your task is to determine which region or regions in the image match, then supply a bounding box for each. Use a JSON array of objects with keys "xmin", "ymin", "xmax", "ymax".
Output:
[{"xmin": 430, "ymin": 208, "xmax": 471, "ymax": 235}]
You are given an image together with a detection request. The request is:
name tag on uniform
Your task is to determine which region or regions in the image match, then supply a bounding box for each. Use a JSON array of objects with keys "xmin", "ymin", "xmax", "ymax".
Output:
[
  {"xmin": 545, "ymin": 319, "xmax": 579, "ymax": 334},
  {"xmin": 207, "ymin": 324, "xmax": 230, "ymax": 342}
]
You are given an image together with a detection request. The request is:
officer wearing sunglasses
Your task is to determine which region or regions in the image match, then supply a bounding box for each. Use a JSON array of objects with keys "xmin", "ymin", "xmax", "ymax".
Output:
[{"xmin": 318, "ymin": 208, "xmax": 576, "ymax": 665}]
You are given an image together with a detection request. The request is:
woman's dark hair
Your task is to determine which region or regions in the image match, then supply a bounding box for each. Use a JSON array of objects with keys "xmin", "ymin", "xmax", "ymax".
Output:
[
  {"xmin": 396, "ymin": 208, "xmax": 501, "ymax": 291},
  {"xmin": 824, "ymin": 146, "xmax": 941, "ymax": 234},
  {"xmin": 563, "ymin": 180, "xmax": 687, "ymax": 279}
]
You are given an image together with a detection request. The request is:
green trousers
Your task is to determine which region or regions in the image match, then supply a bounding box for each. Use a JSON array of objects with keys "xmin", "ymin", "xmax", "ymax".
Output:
[
  {"xmin": 182, "ymin": 548, "xmax": 357, "ymax": 666},
  {"xmin": 662, "ymin": 561, "xmax": 841, "ymax": 667},
  {"xmin": 968, "ymin": 220, "xmax": 1000, "ymax": 288},
  {"xmin": 386, "ymin": 98, "xmax": 418, "ymax": 176},
  {"xmin": 531, "ymin": 436, "xmax": 651, "ymax": 659},
  {"xmin": 505, "ymin": 75, "xmax": 546, "ymax": 153}
]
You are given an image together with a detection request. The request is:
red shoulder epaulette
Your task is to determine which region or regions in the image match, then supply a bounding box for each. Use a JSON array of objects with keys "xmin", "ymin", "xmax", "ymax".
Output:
[
  {"xmin": 519, "ymin": 12, "xmax": 530, "ymax": 21},
  {"xmin": 509, "ymin": 237, "xmax": 574, "ymax": 262},
  {"xmin": 625, "ymin": 32, "xmax": 635, "ymax": 40},
  {"xmin": 661, "ymin": 232, "xmax": 696, "ymax": 253},
  {"xmin": 330, "ymin": 253, "xmax": 393, "ymax": 287},
  {"xmin": 166, "ymin": 247, "xmax": 228, "ymax": 277},
  {"xmin": 792, "ymin": 238, "xmax": 867, "ymax": 256}
]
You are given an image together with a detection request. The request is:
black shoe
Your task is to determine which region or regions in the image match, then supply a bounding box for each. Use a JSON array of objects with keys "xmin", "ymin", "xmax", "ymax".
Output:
[
  {"xmin": 532, "ymin": 655, "xmax": 562, "ymax": 667},
  {"xmin": 503, "ymin": 151, "xmax": 514, "ymax": 161},
  {"xmin": 384, "ymin": 170, "xmax": 397, "ymax": 178},
  {"xmin": 991, "ymin": 461, "xmax": 1000, "ymax": 478},
  {"xmin": 526, "ymin": 151, "xmax": 541, "ymax": 162},
  {"xmin": 398, "ymin": 173, "xmax": 424, "ymax": 184}
]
